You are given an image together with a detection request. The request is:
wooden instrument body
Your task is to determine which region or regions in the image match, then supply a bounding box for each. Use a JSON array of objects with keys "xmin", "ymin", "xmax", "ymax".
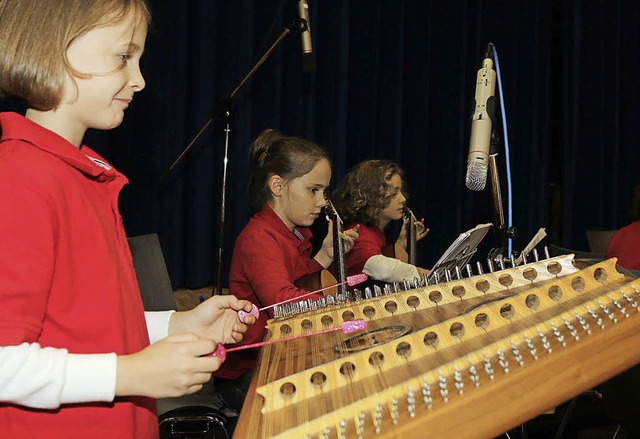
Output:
[
  {"xmin": 294, "ymin": 269, "xmax": 339, "ymax": 296},
  {"xmin": 234, "ymin": 256, "xmax": 640, "ymax": 438}
]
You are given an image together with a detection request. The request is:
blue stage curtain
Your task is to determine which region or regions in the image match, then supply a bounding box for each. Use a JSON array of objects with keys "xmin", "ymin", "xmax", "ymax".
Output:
[{"xmin": 2, "ymin": 0, "xmax": 638, "ymax": 288}]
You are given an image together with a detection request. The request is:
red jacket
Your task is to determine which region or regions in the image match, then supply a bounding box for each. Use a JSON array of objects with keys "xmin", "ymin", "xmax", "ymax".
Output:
[
  {"xmin": 214, "ymin": 205, "xmax": 323, "ymax": 379},
  {"xmin": 606, "ymin": 220, "xmax": 640, "ymax": 271},
  {"xmin": 343, "ymin": 223, "xmax": 386, "ymax": 275},
  {"xmin": 0, "ymin": 113, "xmax": 157, "ymax": 438}
]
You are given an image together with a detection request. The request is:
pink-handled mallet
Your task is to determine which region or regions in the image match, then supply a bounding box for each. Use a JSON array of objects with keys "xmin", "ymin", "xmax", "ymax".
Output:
[{"xmin": 211, "ymin": 319, "xmax": 368, "ymax": 362}]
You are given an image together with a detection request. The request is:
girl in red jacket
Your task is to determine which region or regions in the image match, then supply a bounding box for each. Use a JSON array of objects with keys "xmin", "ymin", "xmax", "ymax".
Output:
[
  {"xmin": 0, "ymin": 2, "xmax": 254, "ymax": 437},
  {"xmin": 332, "ymin": 159, "xmax": 430, "ymax": 283},
  {"xmin": 214, "ymin": 129, "xmax": 358, "ymax": 415}
]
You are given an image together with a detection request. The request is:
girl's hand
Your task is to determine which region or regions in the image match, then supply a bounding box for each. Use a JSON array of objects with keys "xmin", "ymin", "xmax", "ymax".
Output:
[
  {"xmin": 169, "ymin": 295, "xmax": 256, "ymax": 344},
  {"xmin": 315, "ymin": 219, "xmax": 335, "ymax": 268},
  {"xmin": 415, "ymin": 218, "xmax": 429, "ymax": 242},
  {"xmin": 316, "ymin": 222, "xmax": 360, "ymax": 267},
  {"xmin": 116, "ymin": 333, "xmax": 220, "ymax": 398},
  {"xmin": 341, "ymin": 225, "xmax": 359, "ymax": 254},
  {"xmin": 397, "ymin": 217, "xmax": 429, "ymax": 249}
]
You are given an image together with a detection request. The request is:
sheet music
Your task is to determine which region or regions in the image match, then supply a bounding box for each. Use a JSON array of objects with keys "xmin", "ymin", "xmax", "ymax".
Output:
[{"xmin": 429, "ymin": 223, "xmax": 492, "ymax": 280}]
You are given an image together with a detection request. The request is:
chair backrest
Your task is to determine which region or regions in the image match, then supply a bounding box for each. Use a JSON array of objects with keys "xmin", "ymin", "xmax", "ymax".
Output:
[
  {"xmin": 127, "ymin": 233, "xmax": 177, "ymax": 311},
  {"xmin": 586, "ymin": 229, "xmax": 619, "ymax": 254},
  {"xmin": 128, "ymin": 235, "xmax": 234, "ymax": 426},
  {"xmin": 547, "ymin": 243, "xmax": 604, "ymax": 260}
]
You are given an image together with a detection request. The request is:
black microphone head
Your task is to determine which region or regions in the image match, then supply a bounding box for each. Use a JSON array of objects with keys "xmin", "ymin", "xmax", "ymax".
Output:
[
  {"xmin": 286, "ymin": 17, "xmax": 307, "ymax": 33},
  {"xmin": 483, "ymin": 43, "xmax": 493, "ymax": 59},
  {"xmin": 298, "ymin": 17, "xmax": 309, "ymax": 33}
]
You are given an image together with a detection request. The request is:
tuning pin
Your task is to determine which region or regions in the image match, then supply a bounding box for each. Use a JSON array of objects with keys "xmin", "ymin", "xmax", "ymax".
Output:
[
  {"xmin": 435, "ymin": 271, "xmax": 441, "ymax": 284},
  {"xmin": 510, "ymin": 254, "xmax": 516, "ymax": 267},
  {"xmin": 445, "ymin": 270, "xmax": 452, "ymax": 282},
  {"xmin": 499, "ymin": 258, "xmax": 505, "ymax": 271},
  {"xmin": 364, "ymin": 287, "xmax": 372, "ymax": 299},
  {"xmin": 544, "ymin": 246, "xmax": 550, "ymax": 259},
  {"xmin": 423, "ymin": 271, "xmax": 430, "ymax": 286},
  {"xmin": 533, "ymin": 248, "xmax": 540, "ymax": 262},
  {"xmin": 522, "ymin": 253, "xmax": 528, "ymax": 264},
  {"xmin": 476, "ymin": 261, "xmax": 484, "ymax": 275},
  {"xmin": 487, "ymin": 259, "xmax": 494, "ymax": 273},
  {"xmin": 455, "ymin": 266, "xmax": 462, "ymax": 280},
  {"xmin": 466, "ymin": 264, "xmax": 473, "ymax": 277}
]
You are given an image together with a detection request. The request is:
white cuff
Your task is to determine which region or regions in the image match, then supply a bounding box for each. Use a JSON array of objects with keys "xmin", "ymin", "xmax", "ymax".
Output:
[
  {"xmin": 61, "ymin": 353, "xmax": 117, "ymax": 403},
  {"xmin": 145, "ymin": 310, "xmax": 175, "ymax": 343}
]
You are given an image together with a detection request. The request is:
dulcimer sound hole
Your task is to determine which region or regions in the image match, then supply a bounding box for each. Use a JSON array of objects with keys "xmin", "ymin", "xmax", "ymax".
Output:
[{"xmin": 334, "ymin": 324, "xmax": 412, "ymax": 354}]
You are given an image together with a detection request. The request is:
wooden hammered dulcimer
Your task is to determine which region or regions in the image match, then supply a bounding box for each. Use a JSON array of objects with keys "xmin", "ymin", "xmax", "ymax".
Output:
[{"xmin": 234, "ymin": 253, "xmax": 640, "ymax": 439}]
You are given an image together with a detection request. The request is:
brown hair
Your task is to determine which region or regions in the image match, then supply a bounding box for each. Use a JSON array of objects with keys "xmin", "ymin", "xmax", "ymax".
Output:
[
  {"xmin": 248, "ymin": 129, "xmax": 330, "ymax": 213},
  {"xmin": 332, "ymin": 159, "xmax": 405, "ymax": 227},
  {"xmin": 0, "ymin": 0, "xmax": 150, "ymax": 111}
]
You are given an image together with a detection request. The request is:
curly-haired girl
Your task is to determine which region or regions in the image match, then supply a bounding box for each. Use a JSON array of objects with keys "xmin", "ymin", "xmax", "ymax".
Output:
[{"xmin": 332, "ymin": 159, "xmax": 429, "ymax": 282}]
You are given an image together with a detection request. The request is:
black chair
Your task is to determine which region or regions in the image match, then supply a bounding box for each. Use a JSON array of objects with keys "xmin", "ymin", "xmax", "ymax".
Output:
[
  {"xmin": 127, "ymin": 234, "xmax": 232, "ymax": 439},
  {"xmin": 127, "ymin": 234, "xmax": 177, "ymax": 311},
  {"xmin": 586, "ymin": 229, "xmax": 618, "ymax": 255},
  {"xmin": 547, "ymin": 243, "xmax": 605, "ymax": 261},
  {"xmin": 159, "ymin": 406, "xmax": 231, "ymax": 439}
]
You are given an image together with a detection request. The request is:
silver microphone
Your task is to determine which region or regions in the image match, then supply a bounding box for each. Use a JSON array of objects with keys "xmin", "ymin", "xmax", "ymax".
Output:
[
  {"xmin": 465, "ymin": 57, "xmax": 496, "ymax": 191},
  {"xmin": 297, "ymin": 0, "xmax": 315, "ymax": 72}
]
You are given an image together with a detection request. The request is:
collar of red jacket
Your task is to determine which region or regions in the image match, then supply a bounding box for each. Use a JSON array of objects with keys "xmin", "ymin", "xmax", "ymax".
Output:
[
  {"xmin": 0, "ymin": 111, "xmax": 124, "ymax": 182},
  {"xmin": 256, "ymin": 204, "xmax": 314, "ymax": 250}
]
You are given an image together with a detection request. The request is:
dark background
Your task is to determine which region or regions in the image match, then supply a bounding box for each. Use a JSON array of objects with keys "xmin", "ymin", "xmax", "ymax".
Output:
[{"xmin": 3, "ymin": 0, "xmax": 639, "ymax": 289}]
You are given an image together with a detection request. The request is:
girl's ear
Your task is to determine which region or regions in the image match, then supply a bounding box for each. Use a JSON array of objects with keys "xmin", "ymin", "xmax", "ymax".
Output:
[{"xmin": 268, "ymin": 175, "xmax": 284, "ymax": 197}]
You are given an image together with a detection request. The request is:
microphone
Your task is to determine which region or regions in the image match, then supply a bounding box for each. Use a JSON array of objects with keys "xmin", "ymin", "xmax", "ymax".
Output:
[
  {"xmin": 297, "ymin": 0, "xmax": 316, "ymax": 72},
  {"xmin": 465, "ymin": 56, "xmax": 497, "ymax": 191}
]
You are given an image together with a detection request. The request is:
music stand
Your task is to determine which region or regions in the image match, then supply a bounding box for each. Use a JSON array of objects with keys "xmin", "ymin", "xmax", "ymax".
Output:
[{"xmin": 428, "ymin": 223, "xmax": 492, "ymax": 282}]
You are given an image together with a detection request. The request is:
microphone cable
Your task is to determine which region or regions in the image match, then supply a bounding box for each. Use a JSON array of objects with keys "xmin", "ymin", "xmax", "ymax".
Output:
[{"xmin": 487, "ymin": 42, "xmax": 514, "ymax": 256}]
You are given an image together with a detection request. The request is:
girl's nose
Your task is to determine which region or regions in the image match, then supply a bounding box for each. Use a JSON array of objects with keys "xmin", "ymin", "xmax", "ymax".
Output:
[{"xmin": 130, "ymin": 64, "xmax": 146, "ymax": 92}]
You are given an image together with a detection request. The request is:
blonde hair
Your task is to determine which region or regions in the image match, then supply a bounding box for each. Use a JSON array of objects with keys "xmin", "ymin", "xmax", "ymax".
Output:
[{"xmin": 0, "ymin": 0, "xmax": 150, "ymax": 111}]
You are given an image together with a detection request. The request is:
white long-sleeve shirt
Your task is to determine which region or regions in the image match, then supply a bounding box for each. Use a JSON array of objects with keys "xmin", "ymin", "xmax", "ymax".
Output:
[{"xmin": 0, "ymin": 311, "xmax": 174, "ymax": 409}]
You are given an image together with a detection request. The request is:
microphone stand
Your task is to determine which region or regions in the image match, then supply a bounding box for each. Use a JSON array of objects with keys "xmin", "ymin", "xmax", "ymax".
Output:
[
  {"xmin": 486, "ymin": 132, "xmax": 517, "ymax": 263},
  {"xmin": 162, "ymin": 18, "xmax": 308, "ymax": 297}
]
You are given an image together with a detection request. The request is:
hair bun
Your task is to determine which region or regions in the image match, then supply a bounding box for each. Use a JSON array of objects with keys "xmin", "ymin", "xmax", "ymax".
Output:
[{"xmin": 250, "ymin": 128, "xmax": 284, "ymax": 166}]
